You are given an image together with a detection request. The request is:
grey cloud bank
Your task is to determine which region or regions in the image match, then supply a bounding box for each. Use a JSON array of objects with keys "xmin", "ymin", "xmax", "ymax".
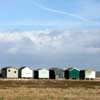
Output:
[{"xmin": 0, "ymin": 29, "xmax": 100, "ymax": 70}]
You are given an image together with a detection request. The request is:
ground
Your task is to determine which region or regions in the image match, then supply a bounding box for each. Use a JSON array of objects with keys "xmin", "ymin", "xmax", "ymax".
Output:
[{"xmin": 0, "ymin": 79, "xmax": 100, "ymax": 100}]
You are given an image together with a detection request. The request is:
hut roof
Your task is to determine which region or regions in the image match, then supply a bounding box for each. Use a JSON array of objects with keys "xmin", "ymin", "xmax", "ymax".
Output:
[
  {"xmin": 2, "ymin": 67, "xmax": 18, "ymax": 70},
  {"xmin": 65, "ymin": 67, "xmax": 80, "ymax": 71},
  {"xmin": 35, "ymin": 68, "xmax": 49, "ymax": 71},
  {"xmin": 19, "ymin": 66, "xmax": 33, "ymax": 70},
  {"xmin": 49, "ymin": 67, "xmax": 64, "ymax": 71}
]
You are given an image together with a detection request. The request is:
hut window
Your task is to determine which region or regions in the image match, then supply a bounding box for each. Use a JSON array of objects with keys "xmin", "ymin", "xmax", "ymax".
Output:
[
  {"xmin": 8, "ymin": 70, "xmax": 10, "ymax": 72},
  {"xmin": 14, "ymin": 71, "xmax": 16, "ymax": 73}
]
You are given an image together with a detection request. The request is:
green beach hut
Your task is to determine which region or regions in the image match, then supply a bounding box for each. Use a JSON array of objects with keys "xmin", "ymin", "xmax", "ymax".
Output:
[{"xmin": 65, "ymin": 68, "xmax": 80, "ymax": 79}]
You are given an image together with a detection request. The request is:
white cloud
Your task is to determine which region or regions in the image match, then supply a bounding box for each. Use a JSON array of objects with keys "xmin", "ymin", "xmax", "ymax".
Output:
[
  {"xmin": 0, "ymin": 29, "xmax": 100, "ymax": 67},
  {"xmin": 0, "ymin": 29, "xmax": 100, "ymax": 54}
]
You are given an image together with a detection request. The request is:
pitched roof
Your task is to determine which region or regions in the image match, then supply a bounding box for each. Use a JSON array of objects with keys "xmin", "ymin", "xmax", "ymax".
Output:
[
  {"xmin": 49, "ymin": 67, "xmax": 64, "ymax": 71},
  {"xmin": 34, "ymin": 68, "xmax": 49, "ymax": 71},
  {"xmin": 65, "ymin": 67, "xmax": 80, "ymax": 71},
  {"xmin": 19, "ymin": 66, "xmax": 33, "ymax": 70},
  {"xmin": 2, "ymin": 67, "xmax": 18, "ymax": 70}
]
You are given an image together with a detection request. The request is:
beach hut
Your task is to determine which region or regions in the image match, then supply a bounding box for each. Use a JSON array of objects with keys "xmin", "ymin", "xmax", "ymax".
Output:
[
  {"xmin": 85, "ymin": 69, "xmax": 96, "ymax": 80},
  {"xmin": 0, "ymin": 68, "xmax": 2, "ymax": 78},
  {"xmin": 19, "ymin": 67, "xmax": 33, "ymax": 78},
  {"xmin": 50, "ymin": 68, "xmax": 64, "ymax": 79},
  {"xmin": 36, "ymin": 69, "xmax": 49, "ymax": 79},
  {"xmin": 34, "ymin": 70, "xmax": 39, "ymax": 79},
  {"xmin": 96, "ymin": 71, "xmax": 100, "ymax": 78},
  {"xmin": 49, "ymin": 69, "xmax": 55, "ymax": 79},
  {"xmin": 65, "ymin": 68, "xmax": 80, "ymax": 79},
  {"xmin": 80, "ymin": 70, "xmax": 85, "ymax": 80},
  {"xmin": 64, "ymin": 68, "xmax": 70, "ymax": 79},
  {"xmin": 2, "ymin": 67, "xmax": 18, "ymax": 78}
]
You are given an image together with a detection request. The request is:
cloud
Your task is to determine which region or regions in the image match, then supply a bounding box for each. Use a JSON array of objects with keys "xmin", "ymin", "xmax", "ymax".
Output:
[{"xmin": 0, "ymin": 29, "xmax": 100, "ymax": 68}]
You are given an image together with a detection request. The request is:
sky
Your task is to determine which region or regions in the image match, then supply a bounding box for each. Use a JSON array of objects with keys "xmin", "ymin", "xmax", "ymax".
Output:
[{"xmin": 0, "ymin": 0, "xmax": 100, "ymax": 70}]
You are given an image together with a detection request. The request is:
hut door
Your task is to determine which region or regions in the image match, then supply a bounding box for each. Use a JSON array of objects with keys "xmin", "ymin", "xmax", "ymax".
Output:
[
  {"xmin": 56, "ymin": 75, "xmax": 59, "ymax": 79},
  {"xmin": 49, "ymin": 70, "xmax": 55, "ymax": 79},
  {"xmin": 34, "ymin": 71, "xmax": 38, "ymax": 79}
]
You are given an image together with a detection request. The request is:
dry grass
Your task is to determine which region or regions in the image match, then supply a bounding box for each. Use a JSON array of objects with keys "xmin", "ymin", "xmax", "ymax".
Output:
[{"xmin": 0, "ymin": 79, "xmax": 99, "ymax": 100}]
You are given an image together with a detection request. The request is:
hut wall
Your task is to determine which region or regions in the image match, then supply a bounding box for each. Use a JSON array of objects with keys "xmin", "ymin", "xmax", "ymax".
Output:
[
  {"xmin": 54, "ymin": 69, "xmax": 64, "ymax": 79},
  {"xmin": 80, "ymin": 70, "xmax": 85, "ymax": 80},
  {"xmin": 7, "ymin": 68, "xmax": 18, "ymax": 78},
  {"xmin": 49, "ymin": 70, "xmax": 55, "ymax": 79},
  {"xmin": 96, "ymin": 71, "xmax": 100, "ymax": 78},
  {"xmin": 64, "ymin": 70, "xmax": 69, "ymax": 79},
  {"xmin": 39, "ymin": 69, "xmax": 49, "ymax": 79},
  {"xmin": 34, "ymin": 71, "xmax": 39, "ymax": 79},
  {"xmin": 69, "ymin": 69, "xmax": 80, "ymax": 79},
  {"xmin": 85, "ymin": 70, "xmax": 95, "ymax": 79},
  {"xmin": 2, "ymin": 68, "xmax": 7, "ymax": 78},
  {"xmin": 21, "ymin": 67, "xmax": 33, "ymax": 78}
]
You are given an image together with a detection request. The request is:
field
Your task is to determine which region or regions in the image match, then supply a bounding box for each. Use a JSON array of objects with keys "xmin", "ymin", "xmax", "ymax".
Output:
[{"xmin": 0, "ymin": 79, "xmax": 100, "ymax": 100}]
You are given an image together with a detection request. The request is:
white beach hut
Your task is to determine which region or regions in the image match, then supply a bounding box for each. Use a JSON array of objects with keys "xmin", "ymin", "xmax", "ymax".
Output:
[
  {"xmin": 2, "ymin": 67, "xmax": 18, "ymax": 78},
  {"xmin": 19, "ymin": 67, "xmax": 33, "ymax": 78},
  {"xmin": 85, "ymin": 69, "xmax": 96, "ymax": 80},
  {"xmin": 38, "ymin": 69, "xmax": 49, "ymax": 79}
]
